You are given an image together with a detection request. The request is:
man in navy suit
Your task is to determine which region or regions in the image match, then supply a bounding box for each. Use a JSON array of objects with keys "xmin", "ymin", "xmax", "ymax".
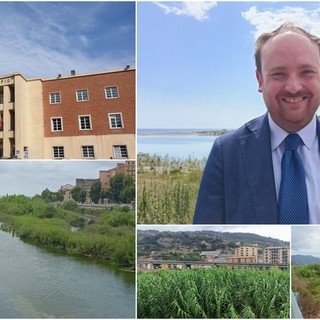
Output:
[{"xmin": 193, "ymin": 22, "xmax": 320, "ymax": 224}]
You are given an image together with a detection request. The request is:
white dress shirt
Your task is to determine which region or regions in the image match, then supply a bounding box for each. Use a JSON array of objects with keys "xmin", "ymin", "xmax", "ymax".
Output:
[{"xmin": 269, "ymin": 113, "xmax": 320, "ymax": 223}]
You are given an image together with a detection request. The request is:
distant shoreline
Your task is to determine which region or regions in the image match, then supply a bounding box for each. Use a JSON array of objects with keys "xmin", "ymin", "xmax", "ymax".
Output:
[{"xmin": 138, "ymin": 129, "xmax": 231, "ymax": 136}]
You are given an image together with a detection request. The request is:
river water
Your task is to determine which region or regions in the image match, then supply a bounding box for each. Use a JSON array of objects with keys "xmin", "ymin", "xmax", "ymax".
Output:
[{"xmin": 0, "ymin": 229, "xmax": 135, "ymax": 318}]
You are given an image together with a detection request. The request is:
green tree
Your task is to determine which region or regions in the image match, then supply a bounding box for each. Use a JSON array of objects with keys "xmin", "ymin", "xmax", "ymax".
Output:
[
  {"xmin": 108, "ymin": 173, "xmax": 135, "ymax": 203},
  {"xmin": 60, "ymin": 200, "xmax": 78, "ymax": 212},
  {"xmin": 41, "ymin": 188, "xmax": 53, "ymax": 202},
  {"xmin": 108, "ymin": 173, "xmax": 124, "ymax": 203},
  {"xmin": 71, "ymin": 186, "xmax": 87, "ymax": 203},
  {"xmin": 40, "ymin": 189, "xmax": 64, "ymax": 203},
  {"xmin": 120, "ymin": 175, "xmax": 135, "ymax": 203},
  {"xmin": 90, "ymin": 180, "xmax": 102, "ymax": 204},
  {"xmin": 52, "ymin": 191, "xmax": 64, "ymax": 202}
]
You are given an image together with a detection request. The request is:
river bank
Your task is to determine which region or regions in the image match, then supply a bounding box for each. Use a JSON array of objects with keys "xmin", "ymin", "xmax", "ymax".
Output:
[{"xmin": 0, "ymin": 195, "xmax": 135, "ymax": 270}]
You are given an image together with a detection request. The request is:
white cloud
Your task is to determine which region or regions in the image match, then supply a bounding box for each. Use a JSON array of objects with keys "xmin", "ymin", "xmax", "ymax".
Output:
[
  {"xmin": 79, "ymin": 35, "xmax": 89, "ymax": 47},
  {"xmin": 242, "ymin": 6, "xmax": 320, "ymax": 39},
  {"xmin": 154, "ymin": 1, "xmax": 217, "ymax": 21},
  {"xmin": 0, "ymin": 3, "xmax": 135, "ymax": 79},
  {"xmin": 291, "ymin": 226, "xmax": 320, "ymax": 255}
]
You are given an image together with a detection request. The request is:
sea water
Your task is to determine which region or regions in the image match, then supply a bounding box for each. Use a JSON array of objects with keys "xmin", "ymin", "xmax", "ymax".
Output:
[{"xmin": 137, "ymin": 129, "xmax": 218, "ymax": 159}]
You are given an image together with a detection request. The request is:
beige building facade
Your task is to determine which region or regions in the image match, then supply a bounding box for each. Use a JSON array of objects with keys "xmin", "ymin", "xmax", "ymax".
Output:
[
  {"xmin": 235, "ymin": 246, "xmax": 258, "ymax": 262},
  {"xmin": 0, "ymin": 74, "xmax": 43, "ymax": 159}
]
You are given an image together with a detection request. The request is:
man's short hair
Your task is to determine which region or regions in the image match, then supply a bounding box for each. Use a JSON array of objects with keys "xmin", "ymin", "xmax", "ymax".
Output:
[{"xmin": 255, "ymin": 22, "xmax": 320, "ymax": 73}]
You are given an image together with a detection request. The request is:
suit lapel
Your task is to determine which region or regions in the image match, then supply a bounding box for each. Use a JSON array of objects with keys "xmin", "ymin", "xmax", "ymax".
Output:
[{"xmin": 238, "ymin": 114, "xmax": 278, "ymax": 223}]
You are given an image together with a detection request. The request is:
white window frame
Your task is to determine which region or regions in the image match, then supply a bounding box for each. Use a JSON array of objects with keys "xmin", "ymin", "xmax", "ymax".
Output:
[
  {"xmin": 76, "ymin": 89, "xmax": 89, "ymax": 102},
  {"xmin": 108, "ymin": 113, "xmax": 124, "ymax": 129},
  {"xmin": 50, "ymin": 92, "xmax": 61, "ymax": 104},
  {"xmin": 113, "ymin": 145, "xmax": 128, "ymax": 159},
  {"xmin": 51, "ymin": 117, "xmax": 63, "ymax": 132},
  {"xmin": 105, "ymin": 86, "xmax": 119, "ymax": 99},
  {"xmin": 52, "ymin": 146, "xmax": 64, "ymax": 159},
  {"xmin": 81, "ymin": 145, "xmax": 95, "ymax": 159},
  {"xmin": 78, "ymin": 115, "xmax": 92, "ymax": 130}
]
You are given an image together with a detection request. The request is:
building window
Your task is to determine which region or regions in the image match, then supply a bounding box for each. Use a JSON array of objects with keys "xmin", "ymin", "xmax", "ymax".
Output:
[
  {"xmin": 51, "ymin": 117, "xmax": 63, "ymax": 132},
  {"xmin": 9, "ymin": 85, "xmax": 15, "ymax": 103},
  {"xmin": 79, "ymin": 115, "xmax": 92, "ymax": 130},
  {"xmin": 82, "ymin": 145, "xmax": 95, "ymax": 158},
  {"xmin": 76, "ymin": 89, "xmax": 89, "ymax": 102},
  {"xmin": 108, "ymin": 113, "xmax": 124, "ymax": 129},
  {"xmin": 50, "ymin": 92, "xmax": 61, "ymax": 104},
  {"xmin": 53, "ymin": 146, "xmax": 64, "ymax": 159},
  {"xmin": 113, "ymin": 145, "xmax": 128, "ymax": 159},
  {"xmin": 105, "ymin": 86, "xmax": 119, "ymax": 99}
]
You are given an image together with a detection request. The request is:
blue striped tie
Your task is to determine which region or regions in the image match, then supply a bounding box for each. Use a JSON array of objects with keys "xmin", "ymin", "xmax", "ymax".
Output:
[{"xmin": 278, "ymin": 133, "xmax": 309, "ymax": 224}]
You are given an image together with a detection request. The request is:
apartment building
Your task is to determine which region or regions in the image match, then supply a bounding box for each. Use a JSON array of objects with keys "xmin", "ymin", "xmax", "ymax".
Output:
[
  {"xmin": 264, "ymin": 247, "xmax": 289, "ymax": 264},
  {"xmin": 0, "ymin": 68, "xmax": 135, "ymax": 159},
  {"xmin": 100, "ymin": 161, "xmax": 135, "ymax": 189},
  {"xmin": 235, "ymin": 246, "xmax": 258, "ymax": 262}
]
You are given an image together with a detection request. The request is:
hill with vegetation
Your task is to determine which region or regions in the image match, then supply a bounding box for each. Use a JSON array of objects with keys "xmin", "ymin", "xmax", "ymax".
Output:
[
  {"xmin": 292, "ymin": 254, "xmax": 320, "ymax": 265},
  {"xmin": 138, "ymin": 229, "xmax": 288, "ymax": 259}
]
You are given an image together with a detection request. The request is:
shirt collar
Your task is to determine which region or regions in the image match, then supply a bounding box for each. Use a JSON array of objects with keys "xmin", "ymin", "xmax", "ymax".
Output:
[{"xmin": 268, "ymin": 113, "xmax": 317, "ymax": 151}]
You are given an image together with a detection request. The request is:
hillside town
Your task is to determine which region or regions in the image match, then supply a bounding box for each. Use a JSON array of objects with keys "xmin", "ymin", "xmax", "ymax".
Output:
[
  {"xmin": 138, "ymin": 245, "xmax": 289, "ymax": 272},
  {"xmin": 137, "ymin": 230, "xmax": 289, "ymax": 272}
]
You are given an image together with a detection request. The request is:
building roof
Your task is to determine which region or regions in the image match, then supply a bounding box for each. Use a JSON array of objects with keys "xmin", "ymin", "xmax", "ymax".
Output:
[
  {"xmin": 43, "ymin": 67, "xmax": 135, "ymax": 82},
  {"xmin": 200, "ymin": 250, "xmax": 221, "ymax": 256},
  {"xmin": 0, "ymin": 67, "xmax": 136, "ymax": 83},
  {"xmin": 227, "ymin": 256, "xmax": 257, "ymax": 259}
]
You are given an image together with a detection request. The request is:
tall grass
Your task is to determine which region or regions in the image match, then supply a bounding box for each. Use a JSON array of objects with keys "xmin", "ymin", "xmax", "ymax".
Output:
[
  {"xmin": 137, "ymin": 267, "xmax": 290, "ymax": 319},
  {"xmin": 292, "ymin": 264, "xmax": 320, "ymax": 318},
  {"xmin": 137, "ymin": 153, "xmax": 206, "ymax": 224},
  {"xmin": 0, "ymin": 195, "xmax": 135, "ymax": 268}
]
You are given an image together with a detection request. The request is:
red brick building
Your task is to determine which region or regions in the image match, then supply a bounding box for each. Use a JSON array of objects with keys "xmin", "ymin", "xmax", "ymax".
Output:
[
  {"xmin": 0, "ymin": 68, "xmax": 135, "ymax": 159},
  {"xmin": 100, "ymin": 160, "xmax": 135, "ymax": 189},
  {"xmin": 42, "ymin": 69, "xmax": 135, "ymax": 159}
]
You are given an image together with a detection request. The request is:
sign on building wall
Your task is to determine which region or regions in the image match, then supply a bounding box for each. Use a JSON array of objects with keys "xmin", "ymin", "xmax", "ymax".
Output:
[{"xmin": 0, "ymin": 77, "xmax": 14, "ymax": 86}]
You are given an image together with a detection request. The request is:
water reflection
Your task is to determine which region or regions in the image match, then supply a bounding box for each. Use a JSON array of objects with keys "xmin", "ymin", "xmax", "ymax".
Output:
[{"xmin": 0, "ymin": 229, "xmax": 135, "ymax": 319}]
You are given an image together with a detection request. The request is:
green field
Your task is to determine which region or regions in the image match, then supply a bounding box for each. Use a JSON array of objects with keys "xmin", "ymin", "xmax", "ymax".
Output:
[{"xmin": 137, "ymin": 267, "xmax": 290, "ymax": 319}]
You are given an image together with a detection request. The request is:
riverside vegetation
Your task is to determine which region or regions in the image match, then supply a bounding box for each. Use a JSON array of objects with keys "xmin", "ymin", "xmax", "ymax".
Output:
[
  {"xmin": 137, "ymin": 267, "xmax": 290, "ymax": 319},
  {"xmin": 292, "ymin": 264, "xmax": 320, "ymax": 318},
  {"xmin": 138, "ymin": 153, "xmax": 206, "ymax": 224},
  {"xmin": 0, "ymin": 195, "xmax": 135, "ymax": 269}
]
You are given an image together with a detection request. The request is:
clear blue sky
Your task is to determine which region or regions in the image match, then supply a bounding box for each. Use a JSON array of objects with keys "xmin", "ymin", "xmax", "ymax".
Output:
[
  {"xmin": 0, "ymin": 2, "xmax": 135, "ymax": 79},
  {"xmin": 138, "ymin": 1, "xmax": 320, "ymax": 129}
]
